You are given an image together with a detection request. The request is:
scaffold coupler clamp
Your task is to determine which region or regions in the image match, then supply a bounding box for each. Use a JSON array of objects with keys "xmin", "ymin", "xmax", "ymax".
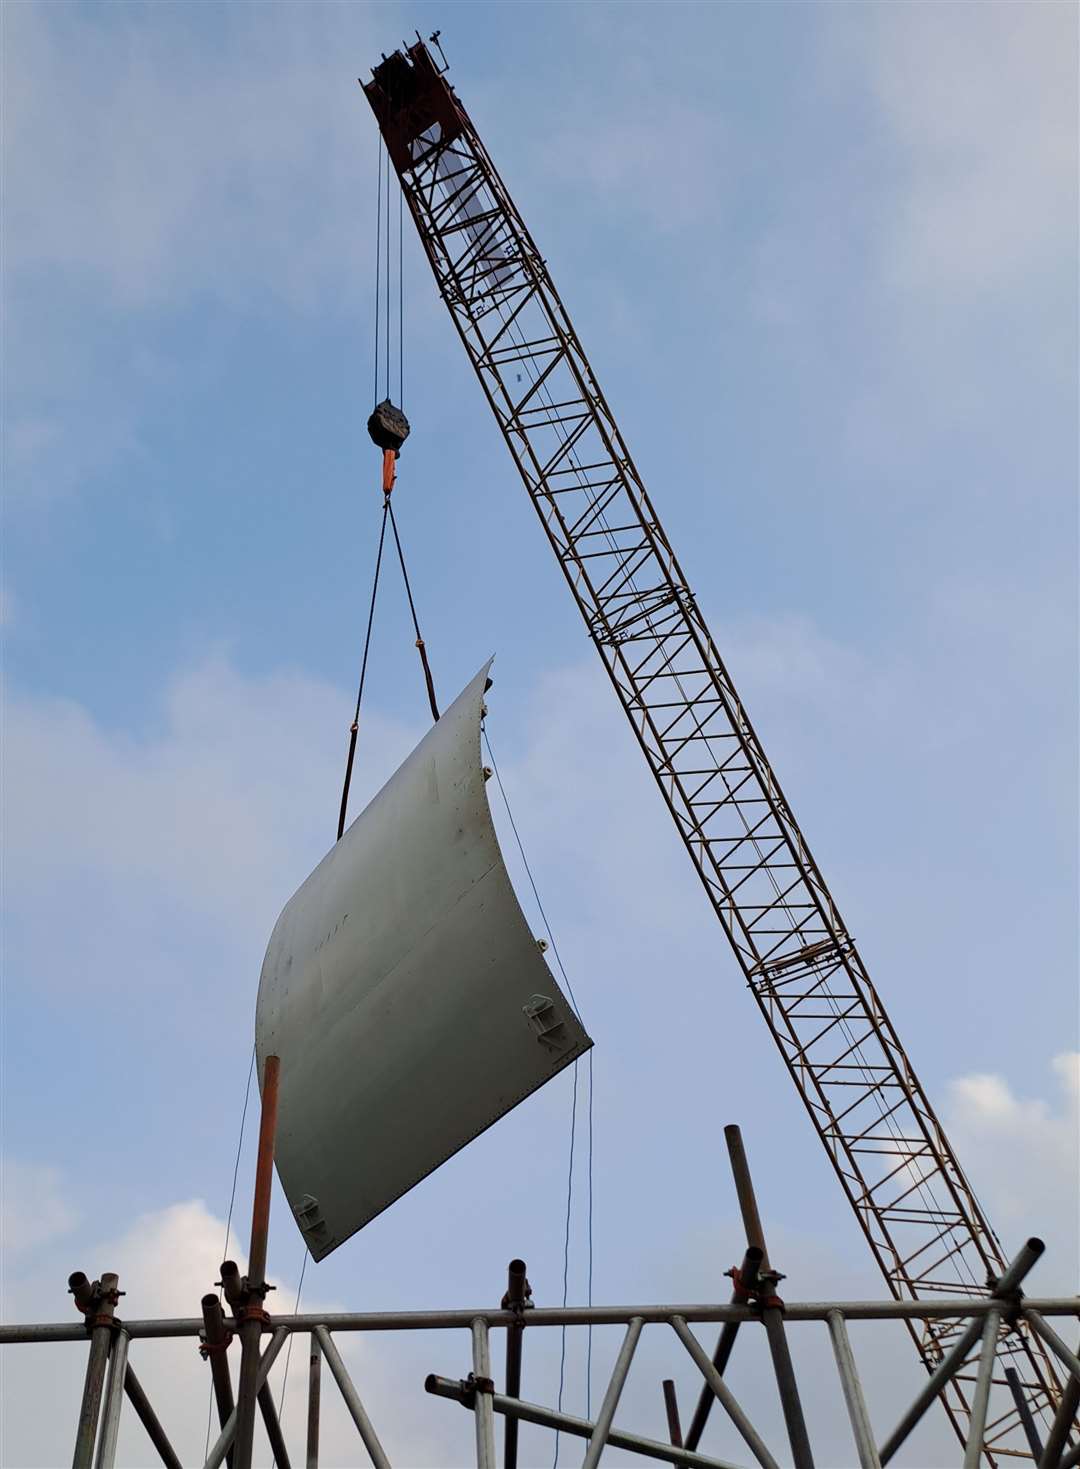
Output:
[
  {"xmin": 199, "ymin": 1327, "xmax": 234, "ymax": 1359},
  {"xmin": 994, "ymin": 1280, "xmax": 1026, "ymax": 1330},
  {"xmin": 726, "ymin": 1262, "xmax": 754, "ymax": 1306},
  {"xmin": 235, "ymin": 1276, "xmax": 275, "ymax": 1331},
  {"xmin": 726, "ymin": 1259, "xmax": 786, "ymax": 1313},
  {"xmin": 755, "ymin": 1268, "xmax": 787, "ymax": 1312},
  {"xmin": 68, "ymin": 1272, "xmax": 124, "ymax": 1332},
  {"xmin": 237, "ymin": 1301, "xmax": 273, "ymax": 1330},
  {"xmin": 460, "ymin": 1372, "xmax": 495, "ymax": 1409},
  {"xmin": 501, "ymin": 1287, "xmax": 534, "ymax": 1316}
]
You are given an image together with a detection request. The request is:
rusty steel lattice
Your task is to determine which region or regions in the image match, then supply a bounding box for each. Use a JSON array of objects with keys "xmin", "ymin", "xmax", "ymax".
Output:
[{"xmin": 361, "ymin": 40, "xmax": 1063, "ymax": 1461}]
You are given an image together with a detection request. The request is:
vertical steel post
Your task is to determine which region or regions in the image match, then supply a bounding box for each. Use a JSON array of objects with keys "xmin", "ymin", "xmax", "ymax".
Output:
[
  {"xmin": 204, "ymin": 1328, "xmax": 289, "ymax": 1469},
  {"xmin": 663, "ymin": 1379, "xmax": 685, "ymax": 1465},
  {"xmin": 964, "ymin": 1307, "xmax": 1003, "ymax": 1469},
  {"xmin": 306, "ymin": 1333, "xmax": 321, "ymax": 1469},
  {"xmin": 201, "ymin": 1294, "xmax": 236, "ymax": 1469},
  {"xmin": 123, "ymin": 1365, "xmax": 184, "ymax": 1469},
  {"xmin": 761, "ymin": 1312, "xmax": 814, "ymax": 1469},
  {"xmin": 826, "ymin": 1310, "xmax": 881, "ymax": 1469},
  {"xmin": 503, "ymin": 1260, "xmax": 528, "ymax": 1469},
  {"xmin": 93, "ymin": 1329, "xmax": 129, "ymax": 1469},
  {"xmin": 581, "ymin": 1316, "xmax": 644, "ymax": 1469},
  {"xmin": 472, "ymin": 1317, "xmax": 497, "ymax": 1469},
  {"xmin": 71, "ymin": 1272, "xmax": 119, "ymax": 1469},
  {"xmin": 234, "ymin": 1054, "xmax": 281, "ymax": 1469}
]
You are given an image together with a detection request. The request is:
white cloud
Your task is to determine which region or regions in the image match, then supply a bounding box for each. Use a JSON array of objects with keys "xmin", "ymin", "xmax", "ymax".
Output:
[
  {"xmin": 859, "ymin": 2, "xmax": 1077, "ymax": 300},
  {"xmin": 755, "ymin": 4, "xmax": 1077, "ymax": 482},
  {"xmin": 0, "ymin": 1186, "xmax": 459, "ymax": 1467},
  {"xmin": 944, "ymin": 1052, "xmax": 1079, "ymax": 1290},
  {"xmin": 0, "ymin": 1159, "xmax": 79, "ymax": 1258},
  {"xmin": 2, "ymin": 4, "xmax": 389, "ymax": 311},
  {"xmin": 3, "ymin": 655, "xmax": 416, "ymax": 1000},
  {"xmin": 1, "ymin": 3, "xmax": 399, "ymax": 506}
]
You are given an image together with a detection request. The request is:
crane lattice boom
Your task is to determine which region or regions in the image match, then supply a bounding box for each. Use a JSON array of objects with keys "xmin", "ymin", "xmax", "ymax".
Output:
[{"xmin": 362, "ymin": 40, "xmax": 1063, "ymax": 1462}]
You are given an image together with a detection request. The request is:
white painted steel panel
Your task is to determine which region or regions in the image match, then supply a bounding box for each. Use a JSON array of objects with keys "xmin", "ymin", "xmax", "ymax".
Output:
[{"xmin": 256, "ymin": 662, "xmax": 592, "ymax": 1260}]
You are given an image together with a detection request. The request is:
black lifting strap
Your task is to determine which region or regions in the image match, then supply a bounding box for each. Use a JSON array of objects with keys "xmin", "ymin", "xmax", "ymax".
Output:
[
  {"xmin": 336, "ymin": 472, "xmax": 441, "ymax": 843},
  {"xmin": 387, "ymin": 497, "xmax": 441, "ymax": 726},
  {"xmin": 337, "ymin": 494, "xmax": 390, "ymax": 842}
]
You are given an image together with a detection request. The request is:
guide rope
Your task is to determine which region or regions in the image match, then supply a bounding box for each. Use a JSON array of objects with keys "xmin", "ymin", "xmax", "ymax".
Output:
[
  {"xmin": 482, "ymin": 726, "xmax": 595, "ymax": 1462},
  {"xmin": 270, "ymin": 1245, "xmax": 309, "ymax": 1464},
  {"xmin": 203, "ymin": 1046, "xmax": 257, "ymax": 1461}
]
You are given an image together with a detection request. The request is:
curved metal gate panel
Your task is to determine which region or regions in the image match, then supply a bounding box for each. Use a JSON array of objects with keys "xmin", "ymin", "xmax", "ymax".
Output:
[{"xmin": 256, "ymin": 661, "xmax": 591, "ymax": 1260}]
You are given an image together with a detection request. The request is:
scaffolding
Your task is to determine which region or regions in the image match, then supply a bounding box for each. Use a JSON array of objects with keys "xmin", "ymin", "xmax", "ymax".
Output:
[{"xmin": 2, "ymin": 1125, "xmax": 1076, "ymax": 1469}]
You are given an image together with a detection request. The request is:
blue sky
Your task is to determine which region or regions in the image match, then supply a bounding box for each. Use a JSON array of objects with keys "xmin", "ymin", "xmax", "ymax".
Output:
[{"xmin": 2, "ymin": 3, "xmax": 1077, "ymax": 1465}]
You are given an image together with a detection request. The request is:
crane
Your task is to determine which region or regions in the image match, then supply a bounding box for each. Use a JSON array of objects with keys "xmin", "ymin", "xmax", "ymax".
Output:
[{"xmin": 361, "ymin": 37, "xmax": 1064, "ymax": 1463}]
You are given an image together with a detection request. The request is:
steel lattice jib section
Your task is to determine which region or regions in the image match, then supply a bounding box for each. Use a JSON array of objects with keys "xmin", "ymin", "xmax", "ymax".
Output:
[{"xmin": 256, "ymin": 661, "xmax": 592, "ymax": 1260}]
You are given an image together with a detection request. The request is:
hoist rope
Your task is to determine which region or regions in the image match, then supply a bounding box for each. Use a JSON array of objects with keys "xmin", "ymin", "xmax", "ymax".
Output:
[
  {"xmin": 385, "ymin": 140, "xmax": 391, "ymax": 399},
  {"xmin": 373, "ymin": 133, "xmax": 405, "ymax": 408},
  {"xmin": 482, "ymin": 726, "xmax": 595, "ymax": 1462},
  {"xmin": 373, "ymin": 143, "xmax": 383, "ymax": 405}
]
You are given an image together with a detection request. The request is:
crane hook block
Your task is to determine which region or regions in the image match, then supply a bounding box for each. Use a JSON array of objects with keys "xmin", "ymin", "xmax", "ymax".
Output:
[{"xmin": 367, "ymin": 399, "xmax": 410, "ymax": 455}]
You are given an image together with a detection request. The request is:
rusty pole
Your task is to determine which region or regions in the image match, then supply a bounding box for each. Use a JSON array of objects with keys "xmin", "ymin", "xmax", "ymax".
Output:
[
  {"xmin": 233, "ymin": 1053, "xmax": 281, "ymax": 1469},
  {"xmin": 724, "ymin": 1127, "xmax": 769, "ymax": 1266},
  {"xmin": 723, "ymin": 1125, "xmax": 815, "ymax": 1469},
  {"xmin": 685, "ymin": 1120, "xmax": 774, "ymax": 1451}
]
